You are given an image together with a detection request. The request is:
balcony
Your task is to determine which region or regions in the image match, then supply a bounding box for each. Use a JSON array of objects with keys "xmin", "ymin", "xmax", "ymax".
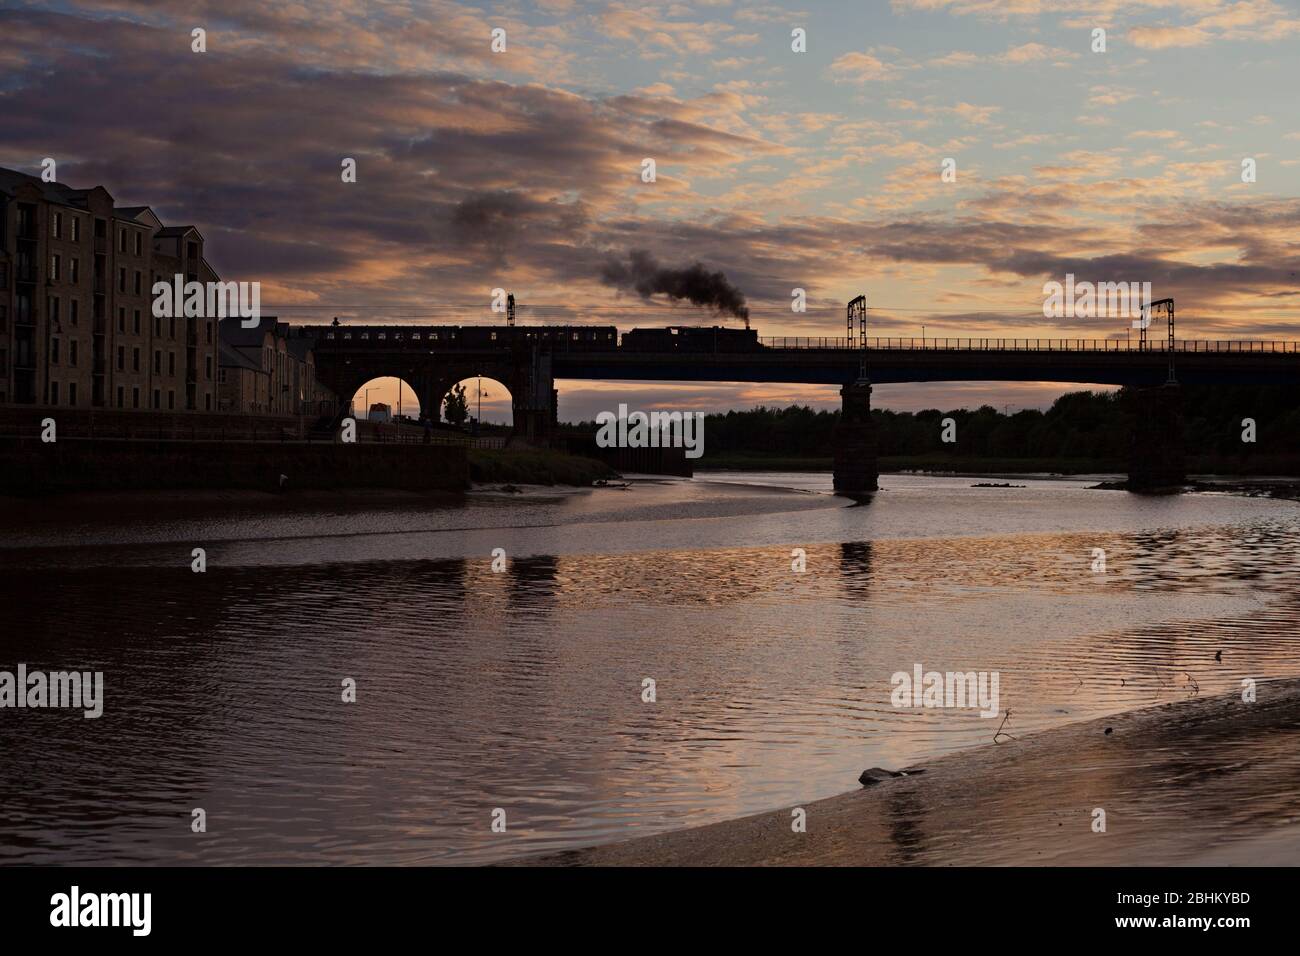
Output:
[
  {"xmin": 186, "ymin": 367, "xmax": 197, "ymax": 384},
  {"xmin": 93, "ymin": 356, "xmax": 106, "ymax": 374},
  {"xmin": 93, "ymin": 276, "xmax": 106, "ymax": 294},
  {"xmin": 94, "ymin": 236, "xmax": 107, "ymax": 254}
]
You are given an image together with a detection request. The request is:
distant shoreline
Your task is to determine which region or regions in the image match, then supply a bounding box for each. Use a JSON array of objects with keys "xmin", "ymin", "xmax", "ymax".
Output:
[
  {"xmin": 696, "ymin": 454, "xmax": 1300, "ymax": 478},
  {"xmin": 510, "ymin": 679, "xmax": 1300, "ymax": 866}
]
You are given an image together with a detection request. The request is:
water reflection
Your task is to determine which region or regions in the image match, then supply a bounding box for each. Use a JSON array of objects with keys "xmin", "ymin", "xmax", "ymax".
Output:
[{"xmin": 838, "ymin": 541, "xmax": 874, "ymax": 594}]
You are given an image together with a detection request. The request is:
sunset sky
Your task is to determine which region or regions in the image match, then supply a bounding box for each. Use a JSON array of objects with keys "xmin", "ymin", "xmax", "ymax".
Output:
[{"xmin": 4, "ymin": 0, "xmax": 1298, "ymax": 421}]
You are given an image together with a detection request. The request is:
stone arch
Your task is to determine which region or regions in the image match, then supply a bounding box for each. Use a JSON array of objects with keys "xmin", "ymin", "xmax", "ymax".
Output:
[{"xmin": 348, "ymin": 375, "xmax": 422, "ymax": 421}]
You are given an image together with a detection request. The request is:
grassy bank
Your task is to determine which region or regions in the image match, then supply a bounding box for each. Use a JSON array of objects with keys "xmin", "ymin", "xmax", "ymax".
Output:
[{"xmin": 469, "ymin": 448, "xmax": 618, "ymax": 486}]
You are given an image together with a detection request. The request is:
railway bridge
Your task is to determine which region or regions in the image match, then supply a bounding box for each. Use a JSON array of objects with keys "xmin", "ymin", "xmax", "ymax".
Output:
[{"xmin": 302, "ymin": 322, "xmax": 1300, "ymax": 496}]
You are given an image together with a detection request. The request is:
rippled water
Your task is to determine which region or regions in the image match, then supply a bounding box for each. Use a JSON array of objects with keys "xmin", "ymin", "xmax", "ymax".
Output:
[{"xmin": 1, "ymin": 474, "xmax": 1298, "ymax": 864}]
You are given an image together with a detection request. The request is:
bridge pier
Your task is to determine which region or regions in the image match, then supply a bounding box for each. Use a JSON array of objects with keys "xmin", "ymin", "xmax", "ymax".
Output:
[
  {"xmin": 833, "ymin": 380, "xmax": 879, "ymax": 499},
  {"xmin": 510, "ymin": 351, "xmax": 557, "ymax": 445},
  {"xmin": 1127, "ymin": 382, "xmax": 1187, "ymax": 492}
]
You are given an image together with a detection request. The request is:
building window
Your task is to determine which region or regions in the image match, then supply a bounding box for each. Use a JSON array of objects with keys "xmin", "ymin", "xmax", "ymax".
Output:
[
  {"xmin": 205, "ymin": 393, "xmax": 211, "ymax": 411},
  {"xmin": 68, "ymin": 382, "xmax": 77, "ymax": 406},
  {"xmin": 49, "ymin": 296, "xmax": 60, "ymax": 325},
  {"xmin": 205, "ymin": 356, "xmax": 212, "ymax": 379},
  {"xmin": 49, "ymin": 381, "xmax": 58, "ymax": 405},
  {"xmin": 118, "ymin": 267, "xmax": 126, "ymax": 292},
  {"xmin": 219, "ymin": 368, "xmax": 227, "ymax": 385},
  {"xmin": 169, "ymin": 316, "xmax": 175, "ymax": 339},
  {"xmin": 51, "ymin": 338, "xmax": 59, "ymax": 364},
  {"xmin": 70, "ymin": 300, "xmax": 78, "ymax": 325},
  {"xmin": 71, "ymin": 218, "xmax": 81, "ymax": 242},
  {"xmin": 154, "ymin": 313, "xmax": 161, "ymax": 337},
  {"xmin": 134, "ymin": 271, "xmax": 142, "ymax": 295},
  {"xmin": 51, "ymin": 255, "xmax": 61, "ymax": 281},
  {"xmin": 133, "ymin": 310, "xmax": 140, "ymax": 333},
  {"xmin": 117, "ymin": 385, "xmax": 124, "ymax": 407},
  {"xmin": 119, "ymin": 228, "xmax": 127, "ymax": 252},
  {"xmin": 118, "ymin": 307, "xmax": 126, "ymax": 333},
  {"xmin": 134, "ymin": 232, "xmax": 142, "ymax": 256},
  {"xmin": 132, "ymin": 347, "xmax": 140, "ymax": 372},
  {"xmin": 70, "ymin": 340, "xmax": 77, "ymax": 366},
  {"xmin": 132, "ymin": 387, "xmax": 140, "ymax": 409},
  {"xmin": 70, "ymin": 258, "xmax": 79, "ymax": 285},
  {"xmin": 154, "ymin": 350, "xmax": 161, "ymax": 374},
  {"xmin": 53, "ymin": 212, "xmax": 62, "ymax": 239},
  {"xmin": 117, "ymin": 346, "xmax": 124, "ymax": 370},
  {"xmin": 168, "ymin": 391, "xmax": 175, "ymax": 409},
  {"xmin": 206, "ymin": 321, "xmax": 212, "ymax": 344},
  {"xmin": 153, "ymin": 388, "xmax": 160, "ymax": 409},
  {"xmin": 168, "ymin": 352, "xmax": 175, "ymax": 375}
]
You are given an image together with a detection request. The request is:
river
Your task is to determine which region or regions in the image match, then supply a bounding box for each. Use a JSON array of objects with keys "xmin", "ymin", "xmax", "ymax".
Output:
[{"xmin": 1, "ymin": 473, "xmax": 1297, "ymax": 864}]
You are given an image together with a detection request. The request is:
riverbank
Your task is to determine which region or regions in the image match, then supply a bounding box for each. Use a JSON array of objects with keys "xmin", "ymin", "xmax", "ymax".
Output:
[
  {"xmin": 700, "ymin": 454, "xmax": 1123, "ymax": 473},
  {"xmin": 0, "ymin": 437, "xmax": 620, "ymax": 496},
  {"xmin": 469, "ymin": 448, "xmax": 617, "ymax": 486},
  {"xmin": 512, "ymin": 679, "xmax": 1300, "ymax": 866},
  {"xmin": 699, "ymin": 454, "xmax": 1300, "ymax": 476},
  {"xmin": 0, "ymin": 436, "xmax": 468, "ymax": 495}
]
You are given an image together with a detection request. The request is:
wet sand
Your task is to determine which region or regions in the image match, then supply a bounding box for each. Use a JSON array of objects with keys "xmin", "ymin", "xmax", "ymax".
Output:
[{"xmin": 514, "ymin": 679, "xmax": 1300, "ymax": 866}]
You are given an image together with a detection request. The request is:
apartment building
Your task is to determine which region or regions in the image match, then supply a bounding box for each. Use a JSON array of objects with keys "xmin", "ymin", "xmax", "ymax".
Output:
[{"xmin": 0, "ymin": 166, "xmax": 217, "ymax": 411}]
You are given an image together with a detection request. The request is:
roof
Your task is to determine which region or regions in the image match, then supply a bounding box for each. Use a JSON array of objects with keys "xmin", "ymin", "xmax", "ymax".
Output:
[
  {"xmin": 0, "ymin": 166, "xmax": 105, "ymax": 208},
  {"xmin": 218, "ymin": 315, "xmax": 279, "ymax": 348},
  {"xmin": 116, "ymin": 207, "xmax": 165, "ymax": 232},
  {"xmin": 285, "ymin": 336, "xmax": 315, "ymax": 362},
  {"xmin": 157, "ymin": 224, "xmax": 204, "ymax": 241},
  {"xmin": 218, "ymin": 342, "xmax": 264, "ymax": 373}
]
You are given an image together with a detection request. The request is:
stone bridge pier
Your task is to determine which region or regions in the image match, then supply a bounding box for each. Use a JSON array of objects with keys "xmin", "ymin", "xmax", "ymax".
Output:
[
  {"xmin": 413, "ymin": 347, "xmax": 557, "ymax": 444},
  {"xmin": 509, "ymin": 350, "xmax": 558, "ymax": 443},
  {"xmin": 832, "ymin": 379, "xmax": 879, "ymax": 499},
  {"xmin": 1127, "ymin": 382, "xmax": 1187, "ymax": 491}
]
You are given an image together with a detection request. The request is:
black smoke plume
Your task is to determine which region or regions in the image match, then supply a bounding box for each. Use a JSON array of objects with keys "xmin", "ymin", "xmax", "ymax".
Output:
[{"xmin": 600, "ymin": 250, "xmax": 749, "ymax": 322}]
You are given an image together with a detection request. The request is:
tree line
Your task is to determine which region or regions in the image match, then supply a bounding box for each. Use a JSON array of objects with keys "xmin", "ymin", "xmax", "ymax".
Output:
[{"xmin": 567, "ymin": 385, "xmax": 1300, "ymax": 467}]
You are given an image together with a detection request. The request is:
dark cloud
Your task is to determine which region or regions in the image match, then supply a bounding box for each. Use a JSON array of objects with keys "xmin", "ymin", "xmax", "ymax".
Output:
[
  {"xmin": 600, "ymin": 250, "xmax": 750, "ymax": 322},
  {"xmin": 2, "ymin": 2, "xmax": 1296, "ymax": 345},
  {"xmin": 451, "ymin": 190, "xmax": 589, "ymax": 266}
]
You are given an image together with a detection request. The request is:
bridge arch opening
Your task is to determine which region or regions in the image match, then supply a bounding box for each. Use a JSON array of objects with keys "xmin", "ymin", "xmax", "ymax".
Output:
[
  {"xmin": 442, "ymin": 377, "xmax": 513, "ymax": 430},
  {"xmin": 349, "ymin": 377, "xmax": 420, "ymax": 423}
]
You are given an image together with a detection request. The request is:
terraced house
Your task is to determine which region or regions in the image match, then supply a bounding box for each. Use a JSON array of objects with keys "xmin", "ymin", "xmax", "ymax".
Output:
[
  {"xmin": 218, "ymin": 317, "xmax": 335, "ymax": 417},
  {"xmin": 0, "ymin": 166, "xmax": 218, "ymax": 412}
]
